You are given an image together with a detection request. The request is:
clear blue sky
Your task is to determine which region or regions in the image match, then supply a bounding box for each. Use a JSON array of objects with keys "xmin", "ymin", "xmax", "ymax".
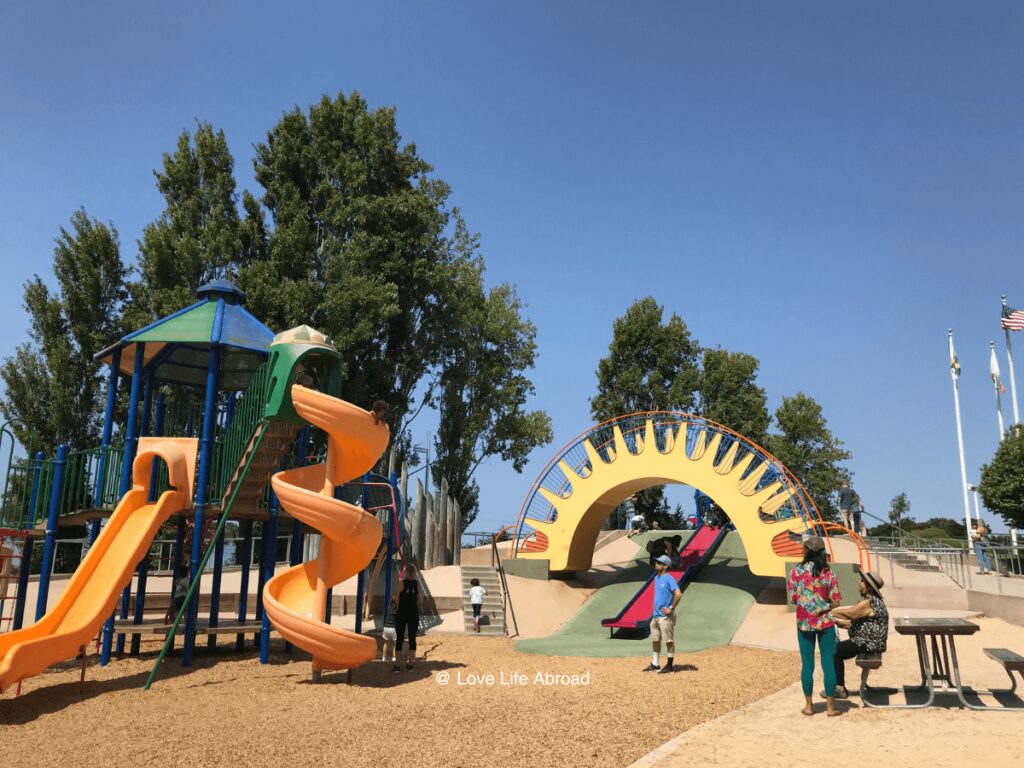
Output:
[{"xmin": 1, "ymin": 2, "xmax": 1022, "ymax": 534}]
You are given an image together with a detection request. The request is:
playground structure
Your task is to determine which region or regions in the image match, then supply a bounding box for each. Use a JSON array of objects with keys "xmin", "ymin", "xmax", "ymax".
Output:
[
  {"xmin": 0, "ymin": 282, "xmax": 420, "ymax": 692},
  {"xmin": 600, "ymin": 524, "xmax": 728, "ymax": 635},
  {"xmin": 510, "ymin": 412, "xmax": 870, "ymax": 575},
  {"xmin": 0, "ymin": 438, "xmax": 197, "ymax": 691},
  {"xmin": 0, "ymin": 284, "xmax": 872, "ymax": 697}
]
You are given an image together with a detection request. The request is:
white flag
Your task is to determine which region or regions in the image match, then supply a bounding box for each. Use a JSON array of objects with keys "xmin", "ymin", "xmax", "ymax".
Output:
[
  {"xmin": 948, "ymin": 332, "xmax": 961, "ymax": 379},
  {"xmin": 990, "ymin": 343, "xmax": 1006, "ymax": 393}
]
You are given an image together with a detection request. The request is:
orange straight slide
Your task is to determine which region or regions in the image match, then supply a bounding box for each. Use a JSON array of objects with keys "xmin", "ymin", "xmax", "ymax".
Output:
[
  {"xmin": 0, "ymin": 438, "xmax": 196, "ymax": 693},
  {"xmin": 263, "ymin": 385, "xmax": 389, "ymax": 672}
]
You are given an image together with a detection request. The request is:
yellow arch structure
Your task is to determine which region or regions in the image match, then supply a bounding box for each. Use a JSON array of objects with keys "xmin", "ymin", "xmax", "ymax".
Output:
[{"xmin": 516, "ymin": 417, "xmax": 818, "ymax": 576}]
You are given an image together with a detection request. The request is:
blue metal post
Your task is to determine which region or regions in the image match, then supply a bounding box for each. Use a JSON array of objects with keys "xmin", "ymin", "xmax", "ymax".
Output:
[
  {"xmin": 13, "ymin": 537, "xmax": 33, "ymax": 630},
  {"xmin": 103, "ymin": 345, "xmax": 145, "ymax": 664},
  {"xmin": 183, "ymin": 343, "xmax": 222, "ymax": 666},
  {"xmin": 117, "ymin": 343, "xmax": 146, "ymax": 496},
  {"xmin": 120, "ymin": 370, "xmax": 152, "ymax": 657},
  {"xmin": 162, "ymin": 515, "xmax": 188, "ymax": 654},
  {"xmin": 207, "ymin": 525, "xmax": 225, "ymax": 649},
  {"xmin": 15, "ymin": 451, "xmax": 45, "ymax": 629},
  {"xmin": 253, "ymin": 523, "xmax": 268, "ymax": 648},
  {"xmin": 128, "ymin": 554, "xmax": 149, "ymax": 655},
  {"xmin": 115, "ymin": 581, "xmax": 131, "ymax": 654},
  {"xmin": 259, "ymin": 494, "xmax": 280, "ymax": 664},
  {"xmin": 94, "ymin": 349, "xmax": 120, "ymax": 509},
  {"xmin": 35, "ymin": 444, "xmax": 68, "ymax": 621},
  {"xmin": 236, "ymin": 518, "xmax": 253, "ymax": 650}
]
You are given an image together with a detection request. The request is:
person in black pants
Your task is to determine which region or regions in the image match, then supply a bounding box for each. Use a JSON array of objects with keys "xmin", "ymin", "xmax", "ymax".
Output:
[
  {"xmin": 830, "ymin": 570, "xmax": 888, "ymax": 699},
  {"xmin": 394, "ymin": 563, "xmax": 421, "ymax": 672}
]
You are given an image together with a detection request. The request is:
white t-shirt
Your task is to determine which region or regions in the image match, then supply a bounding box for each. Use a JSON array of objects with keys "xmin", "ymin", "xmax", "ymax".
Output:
[{"xmin": 469, "ymin": 585, "xmax": 486, "ymax": 605}]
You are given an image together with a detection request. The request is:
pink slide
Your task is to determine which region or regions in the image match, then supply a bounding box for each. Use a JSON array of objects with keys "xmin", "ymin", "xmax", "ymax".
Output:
[{"xmin": 601, "ymin": 525, "xmax": 727, "ymax": 634}]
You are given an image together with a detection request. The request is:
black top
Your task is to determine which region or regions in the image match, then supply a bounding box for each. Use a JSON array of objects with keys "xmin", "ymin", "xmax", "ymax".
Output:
[
  {"xmin": 397, "ymin": 578, "xmax": 419, "ymax": 615},
  {"xmin": 894, "ymin": 617, "xmax": 979, "ymax": 635},
  {"xmin": 849, "ymin": 596, "xmax": 888, "ymax": 652}
]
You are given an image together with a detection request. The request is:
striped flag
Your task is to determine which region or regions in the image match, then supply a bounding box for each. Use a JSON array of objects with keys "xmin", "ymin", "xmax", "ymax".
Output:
[
  {"xmin": 990, "ymin": 344, "xmax": 1006, "ymax": 393},
  {"xmin": 1003, "ymin": 303, "xmax": 1024, "ymax": 331}
]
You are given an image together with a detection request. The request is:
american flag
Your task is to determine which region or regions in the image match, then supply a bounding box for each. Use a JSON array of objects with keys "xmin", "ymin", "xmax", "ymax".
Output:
[{"xmin": 1003, "ymin": 303, "xmax": 1024, "ymax": 332}]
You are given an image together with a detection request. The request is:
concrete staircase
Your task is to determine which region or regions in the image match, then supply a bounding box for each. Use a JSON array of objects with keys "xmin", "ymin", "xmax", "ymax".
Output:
[
  {"xmin": 460, "ymin": 565, "xmax": 506, "ymax": 636},
  {"xmin": 869, "ymin": 546, "xmax": 944, "ymax": 573}
]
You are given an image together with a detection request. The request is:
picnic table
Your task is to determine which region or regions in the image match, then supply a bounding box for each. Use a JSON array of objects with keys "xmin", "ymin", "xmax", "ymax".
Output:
[{"xmin": 862, "ymin": 617, "xmax": 1022, "ymax": 711}]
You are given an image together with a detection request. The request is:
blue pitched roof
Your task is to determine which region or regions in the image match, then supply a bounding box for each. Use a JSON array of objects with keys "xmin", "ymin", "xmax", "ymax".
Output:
[{"xmin": 94, "ymin": 280, "xmax": 276, "ymax": 390}]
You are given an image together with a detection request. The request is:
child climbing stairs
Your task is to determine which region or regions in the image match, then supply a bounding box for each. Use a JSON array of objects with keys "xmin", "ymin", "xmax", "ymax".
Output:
[{"xmin": 460, "ymin": 565, "xmax": 505, "ymax": 636}]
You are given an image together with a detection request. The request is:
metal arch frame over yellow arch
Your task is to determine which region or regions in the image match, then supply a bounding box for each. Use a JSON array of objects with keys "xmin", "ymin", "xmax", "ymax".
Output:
[{"xmin": 513, "ymin": 414, "xmax": 827, "ymax": 576}]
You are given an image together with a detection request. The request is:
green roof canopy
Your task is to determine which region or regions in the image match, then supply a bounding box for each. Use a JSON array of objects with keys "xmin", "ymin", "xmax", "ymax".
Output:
[{"xmin": 95, "ymin": 280, "xmax": 276, "ymax": 390}]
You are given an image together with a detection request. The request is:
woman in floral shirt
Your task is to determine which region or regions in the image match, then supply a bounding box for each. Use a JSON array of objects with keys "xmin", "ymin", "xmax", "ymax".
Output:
[{"xmin": 787, "ymin": 536, "xmax": 842, "ymax": 717}]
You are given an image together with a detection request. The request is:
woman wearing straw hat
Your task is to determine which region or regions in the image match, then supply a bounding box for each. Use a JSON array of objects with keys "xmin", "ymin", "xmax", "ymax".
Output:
[
  {"xmin": 831, "ymin": 569, "xmax": 889, "ymax": 700},
  {"xmin": 787, "ymin": 536, "xmax": 842, "ymax": 716}
]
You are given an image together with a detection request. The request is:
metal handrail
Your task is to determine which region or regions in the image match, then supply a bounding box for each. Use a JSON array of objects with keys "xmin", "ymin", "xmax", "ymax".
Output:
[{"xmin": 491, "ymin": 535, "xmax": 518, "ymax": 638}]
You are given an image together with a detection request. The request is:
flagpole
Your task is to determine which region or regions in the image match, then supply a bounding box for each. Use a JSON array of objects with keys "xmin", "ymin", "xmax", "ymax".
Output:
[
  {"xmin": 1004, "ymin": 295, "xmax": 1020, "ymax": 425},
  {"xmin": 990, "ymin": 341, "xmax": 1005, "ymax": 440},
  {"xmin": 949, "ymin": 330, "xmax": 973, "ymax": 548}
]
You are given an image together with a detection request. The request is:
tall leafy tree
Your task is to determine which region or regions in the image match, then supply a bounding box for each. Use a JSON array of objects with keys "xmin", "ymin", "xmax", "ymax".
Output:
[
  {"xmin": 432, "ymin": 275, "xmax": 553, "ymax": 527},
  {"xmin": 591, "ymin": 297, "xmax": 701, "ymax": 419},
  {"xmin": 698, "ymin": 348, "xmax": 770, "ymax": 442},
  {"xmin": 128, "ymin": 122, "xmax": 250, "ymax": 327},
  {"xmin": 590, "ymin": 297, "xmax": 701, "ymax": 526},
  {"xmin": 240, "ymin": 91, "xmax": 475, "ymax": 433},
  {"xmin": 765, "ymin": 393, "xmax": 851, "ymax": 521},
  {"xmin": 979, "ymin": 424, "xmax": 1024, "ymax": 528},
  {"xmin": 0, "ymin": 210, "xmax": 128, "ymax": 451}
]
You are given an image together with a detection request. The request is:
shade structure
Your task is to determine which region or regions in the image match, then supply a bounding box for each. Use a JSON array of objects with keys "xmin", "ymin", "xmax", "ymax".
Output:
[{"xmin": 94, "ymin": 280, "xmax": 275, "ymax": 389}]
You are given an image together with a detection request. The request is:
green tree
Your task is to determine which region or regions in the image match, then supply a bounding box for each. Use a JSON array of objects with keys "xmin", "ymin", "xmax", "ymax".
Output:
[
  {"xmin": 590, "ymin": 297, "xmax": 701, "ymax": 419},
  {"xmin": 239, "ymin": 91, "xmax": 475, "ymax": 436},
  {"xmin": 590, "ymin": 297, "xmax": 701, "ymax": 527},
  {"xmin": 765, "ymin": 393, "xmax": 851, "ymax": 521},
  {"xmin": 979, "ymin": 424, "xmax": 1024, "ymax": 528},
  {"xmin": 888, "ymin": 492, "xmax": 910, "ymax": 543},
  {"xmin": 128, "ymin": 122, "xmax": 252, "ymax": 326},
  {"xmin": 1, "ymin": 211, "xmax": 129, "ymax": 452},
  {"xmin": 432, "ymin": 278, "xmax": 553, "ymax": 528},
  {"xmin": 698, "ymin": 348, "xmax": 770, "ymax": 442}
]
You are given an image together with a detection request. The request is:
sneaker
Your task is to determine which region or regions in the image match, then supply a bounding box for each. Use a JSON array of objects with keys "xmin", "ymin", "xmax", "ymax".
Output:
[
  {"xmin": 406, "ymin": 663, "xmax": 414, "ymax": 671},
  {"xmin": 392, "ymin": 665, "xmax": 400, "ymax": 673},
  {"xmin": 658, "ymin": 665, "xmax": 674, "ymax": 675},
  {"xmin": 641, "ymin": 664, "xmax": 659, "ymax": 672}
]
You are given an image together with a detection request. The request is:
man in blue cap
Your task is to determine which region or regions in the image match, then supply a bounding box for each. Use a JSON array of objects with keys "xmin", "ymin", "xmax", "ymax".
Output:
[{"xmin": 643, "ymin": 554, "xmax": 683, "ymax": 674}]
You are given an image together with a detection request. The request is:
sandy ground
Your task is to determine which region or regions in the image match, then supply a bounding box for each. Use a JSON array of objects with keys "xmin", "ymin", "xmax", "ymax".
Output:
[
  {"xmin": 633, "ymin": 615, "xmax": 1024, "ymax": 768},
  {"xmin": 0, "ymin": 635, "xmax": 795, "ymax": 768}
]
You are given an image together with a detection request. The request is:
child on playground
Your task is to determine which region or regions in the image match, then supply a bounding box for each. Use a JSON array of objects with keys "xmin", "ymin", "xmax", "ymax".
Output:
[
  {"xmin": 381, "ymin": 596, "xmax": 398, "ymax": 663},
  {"xmin": 643, "ymin": 555, "xmax": 682, "ymax": 675},
  {"xmin": 469, "ymin": 577, "xmax": 486, "ymax": 632},
  {"xmin": 164, "ymin": 564, "xmax": 189, "ymax": 625}
]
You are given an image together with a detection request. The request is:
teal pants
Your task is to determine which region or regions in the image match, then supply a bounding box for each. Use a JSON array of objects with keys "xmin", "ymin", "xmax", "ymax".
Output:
[{"xmin": 797, "ymin": 626, "xmax": 837, "ymax": 697}]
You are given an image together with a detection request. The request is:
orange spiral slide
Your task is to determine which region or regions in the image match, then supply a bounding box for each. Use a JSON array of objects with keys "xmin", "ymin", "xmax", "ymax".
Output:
[
  {"xmin": 262, "ymin": 385, "xmax": 389, "ymax": 673},
  {"xmin": 0, "ymin": 437, "xmax": 197, "ymax": 693}
]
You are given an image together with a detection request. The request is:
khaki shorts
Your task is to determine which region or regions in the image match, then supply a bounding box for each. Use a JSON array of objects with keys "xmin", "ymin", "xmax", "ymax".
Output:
[{"xmin": 649, "ymin": 614, "xmax": 676, "ymax": 643}]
